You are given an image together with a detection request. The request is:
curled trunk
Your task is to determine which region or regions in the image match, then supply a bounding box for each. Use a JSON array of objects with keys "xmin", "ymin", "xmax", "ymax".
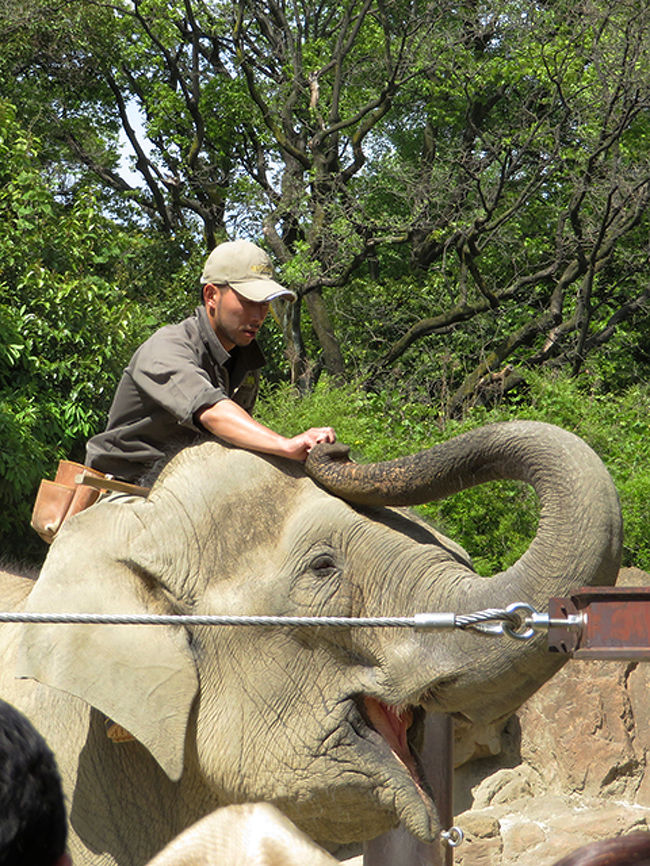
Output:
[{"xmin": 305, "ymin": 421, "xmax": 622, "ymax": 596}]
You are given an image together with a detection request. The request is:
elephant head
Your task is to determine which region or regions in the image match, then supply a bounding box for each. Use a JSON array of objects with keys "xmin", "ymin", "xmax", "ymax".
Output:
[{"xmin": 15, "ymin": 420, "xmax": 621, "ymax": 851}]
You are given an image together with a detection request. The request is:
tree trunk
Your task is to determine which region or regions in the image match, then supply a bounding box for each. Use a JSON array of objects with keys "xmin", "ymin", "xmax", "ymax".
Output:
[{"xmin": 303, "ymin": 289, "xmax": 345, "ymax": 383}]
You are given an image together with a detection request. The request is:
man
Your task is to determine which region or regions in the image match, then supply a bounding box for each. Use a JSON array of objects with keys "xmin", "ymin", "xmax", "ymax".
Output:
[
  {"xmin": 0, "ymin": 700, "xmax": 71, "ymax": 866},
  {"xmin": 86, "ymin": 239, "xmax": 335, "ymax": 482}
]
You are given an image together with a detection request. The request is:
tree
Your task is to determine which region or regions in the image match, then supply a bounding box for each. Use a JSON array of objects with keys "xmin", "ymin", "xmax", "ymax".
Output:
[
  {"xmin": 1, "ymin": 0, "xmax": 648, "ymax": 407},
  {"xmin": 369, "ymin": 0, "xmax": 650, "ymax": 415}
]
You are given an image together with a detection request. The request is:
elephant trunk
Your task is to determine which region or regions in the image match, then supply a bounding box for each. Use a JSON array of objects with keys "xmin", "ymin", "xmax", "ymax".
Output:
[{"xmin": 306, "ymin": 420, "xmax": 622, "ymax": 604}]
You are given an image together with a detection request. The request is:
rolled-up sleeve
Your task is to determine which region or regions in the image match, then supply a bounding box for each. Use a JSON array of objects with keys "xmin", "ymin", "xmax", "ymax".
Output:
[{"xmin": 130, "ymin": 329, "xmax": 228, "ymax": 429}]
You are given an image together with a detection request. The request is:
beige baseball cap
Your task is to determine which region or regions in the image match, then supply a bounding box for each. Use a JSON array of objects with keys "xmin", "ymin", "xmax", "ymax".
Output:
[{"xmin": 201, "ymin": 240, "xmax": 296, "ymax": 302}]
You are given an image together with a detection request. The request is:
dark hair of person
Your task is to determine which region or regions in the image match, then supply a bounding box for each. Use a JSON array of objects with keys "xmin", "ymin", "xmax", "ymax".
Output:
[
  {"xmin": 0, "ymin": 699, "xmax": 68, "ymax": 866},
  {"xmin": 552, "ymin": 831, "xmax": 650, "ymax": 865}
]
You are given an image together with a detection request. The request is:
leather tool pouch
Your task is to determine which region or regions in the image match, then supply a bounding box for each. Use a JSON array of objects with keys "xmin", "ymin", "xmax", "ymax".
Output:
[{"xmin": 31, "ymin": 461, "xmax": 106, "ymax": 544}]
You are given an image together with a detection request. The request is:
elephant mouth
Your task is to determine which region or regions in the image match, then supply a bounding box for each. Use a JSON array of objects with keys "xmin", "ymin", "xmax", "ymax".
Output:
[
  {"xmin": 361, "ymin": 696, "xmax": 423, "ymax": 782},
  {"xmin": 355, "ymin": 695, "xmax": 437, "ymax": 837}
]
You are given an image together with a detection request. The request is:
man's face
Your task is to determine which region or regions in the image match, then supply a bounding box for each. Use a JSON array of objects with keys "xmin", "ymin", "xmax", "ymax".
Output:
[{"xmin": 204, "ymin": 284, "xmax": 270, "ymax": 351}]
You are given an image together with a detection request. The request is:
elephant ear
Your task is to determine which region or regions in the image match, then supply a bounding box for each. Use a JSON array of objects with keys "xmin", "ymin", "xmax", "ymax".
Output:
[{"xmin": 15, "ymin": 505, "xmax": 198, "ymax": 782}]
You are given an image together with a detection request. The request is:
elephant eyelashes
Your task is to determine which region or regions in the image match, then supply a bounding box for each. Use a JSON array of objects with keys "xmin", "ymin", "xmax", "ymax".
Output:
[{"xmin": 309, "ymin": 554, "xmax": 338, "ymax": 577}]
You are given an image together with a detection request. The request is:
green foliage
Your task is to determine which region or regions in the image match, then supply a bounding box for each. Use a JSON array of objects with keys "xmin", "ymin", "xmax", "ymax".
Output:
[
  {"xmin": 2, "ymin": 0, "xmax": 649, "ymax": 399},
  {"xmin": 0, "ymin": 101, "xmax": 167, "ymax": 561}
]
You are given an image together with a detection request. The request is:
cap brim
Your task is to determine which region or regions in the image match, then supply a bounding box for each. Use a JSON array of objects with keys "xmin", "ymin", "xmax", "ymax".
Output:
[{"xmin": 230, "ymin": 279, "xmax": 297, "ymax": 303}]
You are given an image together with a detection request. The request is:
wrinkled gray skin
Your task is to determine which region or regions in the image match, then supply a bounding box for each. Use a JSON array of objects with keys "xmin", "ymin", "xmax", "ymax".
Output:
[{"xmin": 0, "ymin": 421, "xmax": 622, "ymax": 865}]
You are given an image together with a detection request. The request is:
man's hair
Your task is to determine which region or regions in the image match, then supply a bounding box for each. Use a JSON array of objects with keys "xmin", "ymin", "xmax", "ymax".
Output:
[{"xmin": 0, "ymin": 700, "xmax": 68, "ymax": 866}]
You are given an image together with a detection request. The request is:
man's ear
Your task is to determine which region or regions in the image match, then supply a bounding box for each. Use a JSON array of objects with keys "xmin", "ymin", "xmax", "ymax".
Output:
[
  {"xmin": 202, "ymin": 282, "xmax": 220, "ymax": 312},
  {"xmin": 15, "ymin": 510, "xmax": 198, "ymax": 782},
  {"xmin": 54, "ymin": 852, "xmax": 73, "ymax": 866}
]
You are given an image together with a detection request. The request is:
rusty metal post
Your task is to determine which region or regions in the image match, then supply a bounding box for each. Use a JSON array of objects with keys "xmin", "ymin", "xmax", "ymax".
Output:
[{"xmin": 363, "ymin": 714, "xmax": 454, "ymax": 866}]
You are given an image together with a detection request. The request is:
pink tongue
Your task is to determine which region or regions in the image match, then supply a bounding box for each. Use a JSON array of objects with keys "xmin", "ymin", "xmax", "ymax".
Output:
[{"xmin": 364, "ymin": 696, "xmax": 417, "ymax": 775}]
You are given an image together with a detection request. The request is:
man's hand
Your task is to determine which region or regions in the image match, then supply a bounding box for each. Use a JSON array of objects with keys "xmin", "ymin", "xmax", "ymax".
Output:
[{"xmin": 280, "ymin": 427, "xmax": 336, "ymax": 462}]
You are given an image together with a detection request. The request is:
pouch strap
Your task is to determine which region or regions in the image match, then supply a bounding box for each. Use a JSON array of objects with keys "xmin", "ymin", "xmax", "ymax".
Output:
[{"xmin": 75, "ymin": 472, "xmax": 150, "ymax": 498}]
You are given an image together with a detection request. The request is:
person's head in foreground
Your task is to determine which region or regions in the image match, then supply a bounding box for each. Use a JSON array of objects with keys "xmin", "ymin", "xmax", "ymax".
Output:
[{"xmin": 0, "ymin": 699, "xmax": 71, "ymax": 866}]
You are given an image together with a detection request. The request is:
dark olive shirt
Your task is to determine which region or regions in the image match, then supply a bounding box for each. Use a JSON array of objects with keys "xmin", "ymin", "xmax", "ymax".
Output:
[{"xmin": 85, "ymin": 306, "xmax": 264, "ymax": 482}]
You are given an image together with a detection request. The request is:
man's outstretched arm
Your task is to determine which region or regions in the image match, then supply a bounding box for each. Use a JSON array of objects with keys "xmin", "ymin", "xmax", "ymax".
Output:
[{"xmin": 196, "ymin": 399, "xmax": 335, "ymax": 462}]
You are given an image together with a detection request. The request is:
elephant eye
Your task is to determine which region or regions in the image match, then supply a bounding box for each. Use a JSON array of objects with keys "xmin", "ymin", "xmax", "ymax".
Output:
[{"xmin": 309, "ymin": 554, "xmax": 337, "ymax": 576}]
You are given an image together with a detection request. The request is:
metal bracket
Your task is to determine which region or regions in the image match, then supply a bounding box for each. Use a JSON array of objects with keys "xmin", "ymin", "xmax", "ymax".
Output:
[{"xmin": 547, "ymin": 587, "xmax": 650, "ymax": 659}]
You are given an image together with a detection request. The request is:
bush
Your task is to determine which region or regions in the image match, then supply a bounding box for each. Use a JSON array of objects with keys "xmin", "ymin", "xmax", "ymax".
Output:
[{"xmin": 0, "ymin": 102, "xmax": 157, "ymax": 562}]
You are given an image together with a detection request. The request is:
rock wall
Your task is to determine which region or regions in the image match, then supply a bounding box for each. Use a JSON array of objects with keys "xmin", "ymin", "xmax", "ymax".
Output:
[{"xmin": 452, "ymin": 567, "xmax": 650, "ymax": 865}]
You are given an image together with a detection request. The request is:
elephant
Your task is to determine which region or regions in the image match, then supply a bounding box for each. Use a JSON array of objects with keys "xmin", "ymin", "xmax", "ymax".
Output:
[{"xmin": 0, "ymin": 420, "xmax": 622, "ymax": 865}]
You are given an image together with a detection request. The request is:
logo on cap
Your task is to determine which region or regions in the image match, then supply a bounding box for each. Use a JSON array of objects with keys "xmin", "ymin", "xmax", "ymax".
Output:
[{"xmin": 250, "ymin": 262, "xmax": 273, "ymax": 277}]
